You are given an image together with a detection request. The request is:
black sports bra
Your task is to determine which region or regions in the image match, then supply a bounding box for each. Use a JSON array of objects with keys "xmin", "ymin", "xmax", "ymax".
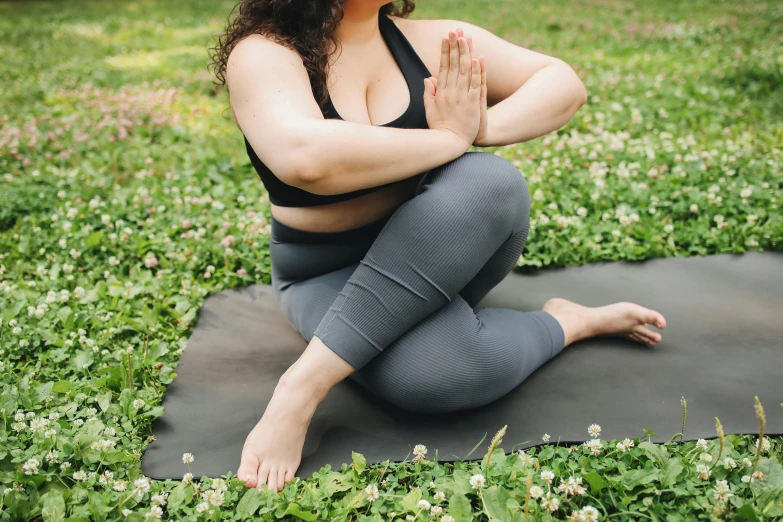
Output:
[{"xmin": 243, "ymin": 10, "xmax": 432, "ymax": 207}]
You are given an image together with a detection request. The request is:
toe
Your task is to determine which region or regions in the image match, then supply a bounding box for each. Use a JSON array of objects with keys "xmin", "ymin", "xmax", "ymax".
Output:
[
  {"xmin": 284, "ymin": 468, "xmax": 295, "ymax": 484},
  {"xmin": 257, "ymin": 463, "xmax": 271, "ymax": 491},
  {"xmin": 633, "ymin": 324, "xmax": 660, "ymax": 344},
  {"xmin": 238, "ymin": 451, "xmax": 259, "ymax": 489},
  {"xmin": 647, "ymin": 310, "xmax": 666, "ymax": 330},
  {"xmin": 267, "ymin": 467, "xmax": 279, "ymax": 493},
  {"xmin": 277, "ymin": 469, "xmax": 287, "ymax": 491}
]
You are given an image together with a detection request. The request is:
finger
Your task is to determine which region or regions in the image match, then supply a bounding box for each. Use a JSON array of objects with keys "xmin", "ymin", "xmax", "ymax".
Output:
[
  {"xmin": 469, "ymin": 58, "xmax": 481, "ymax": 99},
  {"xmin": 437, "ymin": 37, "xmax": 449, "ymax": 88},
  {"xmin": 457, "ymin": 37, "xmax": 471, "ymax": 92},
  {"xmin": 479, "ymin": 55, "xmax": 488, "ymax": 105},
  {"xmin": 467, "ymin": 35, "xmax": 474, "ymax": 56},
  {"xmin": 448, "ymin": 31, "xmax": 459, "ymax": 89}
]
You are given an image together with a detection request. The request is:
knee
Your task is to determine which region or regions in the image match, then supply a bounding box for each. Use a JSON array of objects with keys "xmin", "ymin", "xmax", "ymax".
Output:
[{"xmin": 440, "ymin": 152, "xmax": 530, "ymax": 232}]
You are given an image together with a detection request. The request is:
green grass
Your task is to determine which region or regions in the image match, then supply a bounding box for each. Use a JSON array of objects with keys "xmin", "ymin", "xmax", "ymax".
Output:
[{"xmin": 1, "ymin": 0, "xmax": 782, "ymax": 520}]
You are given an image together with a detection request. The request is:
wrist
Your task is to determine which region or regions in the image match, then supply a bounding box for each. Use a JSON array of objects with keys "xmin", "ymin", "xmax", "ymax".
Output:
[{"xmin": 435, "ymin": 128, "xmax": 471, "ymax": 155}]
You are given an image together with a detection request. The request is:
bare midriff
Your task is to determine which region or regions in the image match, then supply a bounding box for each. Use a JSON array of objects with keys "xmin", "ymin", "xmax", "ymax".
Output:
[{"xmin": 269, "ymin": 174, "xmax": 422, "ymax": 233}]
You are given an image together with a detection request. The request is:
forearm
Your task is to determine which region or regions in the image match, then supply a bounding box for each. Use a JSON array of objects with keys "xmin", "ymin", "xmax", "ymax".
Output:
[
  {"xmin": 294, "ymin": 121, "xmax": 468, "ymax": 195},
  {"xmin": 479, "ymin": 61, "xmax": 588, "ymax": 147}
]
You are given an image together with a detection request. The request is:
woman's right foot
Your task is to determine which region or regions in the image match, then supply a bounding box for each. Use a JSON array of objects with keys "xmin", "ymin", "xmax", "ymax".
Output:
[{"xmin": 542, "ymin": 297, "xmax": 667, "ymax": 347}]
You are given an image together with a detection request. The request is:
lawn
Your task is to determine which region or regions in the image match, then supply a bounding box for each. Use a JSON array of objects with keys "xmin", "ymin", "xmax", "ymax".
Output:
[{"xmin": 1, "ymin": 0, "xmax": 782, "ymax": 520}]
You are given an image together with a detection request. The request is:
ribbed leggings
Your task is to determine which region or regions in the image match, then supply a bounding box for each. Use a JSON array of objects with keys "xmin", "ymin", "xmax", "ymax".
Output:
[{"xmin": 270, "ymin": 151, "xmax": 566, "ymax": 414}]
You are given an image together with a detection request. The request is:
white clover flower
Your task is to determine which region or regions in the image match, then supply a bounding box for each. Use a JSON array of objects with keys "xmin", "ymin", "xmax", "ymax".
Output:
[
  {"xmin": 540, "ymin": 470, "xmax": 555, "ymax": 484},
  {"xmin": 696, "ymin": 464, "xmax": 711, "ymax": 480},
  {"xmin": 45, "ymin": 450, "xmax": 59, "ymax": 464},
  {"xmin": 740, "ymin": 187, "xmax": 753, "ymax": 198},
  {"xmin": 517, "ymin": 451, "xmax": 535, "ymax": 466},
  {"xmin": 21, "ymin": 458, "xmax": 40, "ymax": 475},
  {"xmin": 623, "ymin": 438, "xmax": 635, "ymax": 449},
  {"xmin": 60, "ymin": 462, "xmax": 71, "ymax": 471},
  {"xmin": 104, "ymin": 427, "xmax": 116, "ymax": 437},
  {"xmin": 99, "ymin": 471, "xmax": 114, "ymax": 484},
  {"xmin": 182, "ymin": 453, "xmax": 194, "ymax": 464},
  {"xmin": 542, "ymin": 433, "xmax": 551, "ymax": 443},
  {"xmin": 755, "ymin": 437, "xmax": 771, "ymax": 453},
  {"xmin": 132, "ymin": 399, "xmax": 145, "ymax": 409},
  {"xmin": 364, "ymin": 484, "xmax": 379, "ymax": 501},
  {"xmin": 202, "ymin": 489, "xmax": 224, "ymax": 507},
  {"xmin": 441, "ymin": 516, "xmax": 455, "ymax": 522},
  {"xmin": 431, "ymin": 505, "xmax": 443, "ymax": 515},
  {"xmin": 428, "ymin": 481, "xmax": 436, "ymax": 489},
  {"xmin": 752, "ymin": 470, "xmax": 766, "ymax": 481},
  {"xmin": 529, "ymin": 485, "xmax": 544, "ymax": 499},
  {"xmin": 122, "ymin": 509, "xmax": 132, "ymax": 517},
  {"xmin": 742, "ymin": 458, "xmax": 753, "ymax": 468},
  {"xmin": 587, "ymin": 424, "xmax": 601, "ymax": 437},
  {"xmin": 741, "ymin": 475, "xmax": 752, "ymax": 483},
  {"xmin": 134, "ymin": 477, "xmax": 151, "ymax": 495},
  {"xmin": 151, "ymin": 493, "xmax": 167, "ymax": 506},
  {"xmin": 540, "ymin": 492, "xmax": 560, "ymax": 512},
  {"xmin": 585, "ymin": 439, "xmax": 603, "ymax": 456},
  {"xmin": 434, "ymin": 491, "xmax": 446, "ymax": 502},
  {"xmin": 211, "ymin": 478, "xmax": 227, "ymax": 492},
  {"xmin": 558, "ymin": 476, "xmax": 586, "ymax": 497},
  {"xmin": 578, "ymin": 505, "xmax": 600, "ymax": 522},
  {"xmin": 113, "ymin": 480, "xmax": 128, "ymax": 492},
  {"xmin": 417, "ymin": 499, "xmax": 431, "ymax": 510},
  {"xmin": 723, "ymin": 457, "xmax": 737, "ymax": 469},
  {"xmin": 413, "ymin": 444, "xmax": 427, "ymax": 461},
  {"xmin": 664, "ymin": 224, "xmax": 674, "ymax": 233},
  {"xmin": 700, "ymin": 452, "xmax": 713, "ymax": 462},
  {"xmin": 469, "ymin": 473, "xmax": 486, "ymax": 489},
  {"xmin": 196, "ymin": 502, "xmax": 210, "ymax": 513},
  {"xmin": 146, "ymin": 505, "xmax": 163, "ymax": 519},
  {"xmin": 182, "ymin": 473, "xmax": 193, "ymax": 485},
  {"xmin": 533, "ymin": 189, "xmax": 544, "ymax": 201},
  {"xmin": 616, "ymin": 442, "xmax": 627, "ymax": 452},
  {"xmin": 577, "ymin": 207, "xmax": 587, "ymax": 217},
  {"xmin": 696, "ymin": 439, "xmax": 709, "ymax": 451},
  {"xmin": 73, "ymin": 470, "xmax": 88, "ymax": 481}
]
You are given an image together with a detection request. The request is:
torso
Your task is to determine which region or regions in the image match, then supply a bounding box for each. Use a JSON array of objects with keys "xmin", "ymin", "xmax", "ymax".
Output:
[{"xmin": 265, "ymin": 13, "xmax": 438, "ymax": 233}]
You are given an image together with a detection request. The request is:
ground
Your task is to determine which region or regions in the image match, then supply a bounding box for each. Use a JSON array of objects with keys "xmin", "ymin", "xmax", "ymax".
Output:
[{"xmin": 0, "ymin": 0, "xmax": 781, "ymax": 520}]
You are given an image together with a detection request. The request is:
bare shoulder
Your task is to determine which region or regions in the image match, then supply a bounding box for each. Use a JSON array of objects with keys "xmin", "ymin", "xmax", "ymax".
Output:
[{"xmin": 226, "ymin": 33, "xmax": 308, "ymax": 90}]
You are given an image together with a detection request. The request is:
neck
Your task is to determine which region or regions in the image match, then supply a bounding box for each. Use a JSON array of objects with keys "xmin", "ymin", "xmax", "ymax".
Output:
[{"xmin": 335, "ymin": 2, "xmax": 383, "ymax": 45}]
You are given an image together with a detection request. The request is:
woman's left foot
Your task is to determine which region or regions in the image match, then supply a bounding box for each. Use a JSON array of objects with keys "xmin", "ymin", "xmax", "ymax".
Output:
[
  {"xmin": 237, "ymin": 378, "xmax": 319, "ymax": 492},
  {"xmin": 543, "ymin": 297, "xmax": 667, "ymax": 347}
]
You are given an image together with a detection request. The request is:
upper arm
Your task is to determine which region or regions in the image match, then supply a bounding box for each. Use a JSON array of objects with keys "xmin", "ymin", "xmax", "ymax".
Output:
[
  {"xmin": 403, "ymin": 18, "xmax": 563, "ymax": 106},
  {"xmin": 226, "ymin": 35, "xmax": 324, "ymax": 184}
]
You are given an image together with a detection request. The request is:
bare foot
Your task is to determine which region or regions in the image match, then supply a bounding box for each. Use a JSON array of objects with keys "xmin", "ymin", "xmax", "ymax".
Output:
[
  {"xmin": 542, "ymin": 297, "xmax": 667, "ymax": 347},
  {"xmin": 236, "ymin": 378, "xmax": 321, "ymax": 492}
]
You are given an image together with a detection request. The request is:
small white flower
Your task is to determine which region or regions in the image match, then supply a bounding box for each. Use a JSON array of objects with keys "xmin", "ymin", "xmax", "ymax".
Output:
[
  {"xmin": 132, "ymin": 399, "xmax": 145, "ymax": 409},
  {"xmin": 417, "ymin": 499, "xmax": 431, "ymax": 510},
  {"xmin": 211, "ymin": 478, "xmax": 227, "ymax": 492},
  {"xmin": 587, "ymin": 424, "xmax": 601, "ymax": 437},
  {"xmin": 585, "ymin": 439, "xmax": 603, "ymax": 456},
  {"xmin": 517, "ymin": 451, "xmax": 535, "ymax": 466},
  {"xmin": 696, "ymin": 464, "xmax": 711, "ymax": 480},
  {"xmin": 540, "ymin": 470, "xmax": 555, "ymax": 484},
  {"xmin": 202, "ymin": 489, "xmax": 225, "ymax": 507},
  {"xmin": 413, "ymin": 444, "xmax": 427, "ymax": 461},
  {"xmin": 690, "ymin": 204, "xmax": 699, "ymax": 213},
  {"xmin": 182, "ymin": 473, "xmax": 193, "ymax": 485},
  {"xmin": 469, "ymin": 473, "xmax": 486, "ymax": 489},
  {"xmin": 540, "ymin": 492, "xmax": 560, "ymax": 512},
  {"xmin": 73, "ymin": 470, "xmax": 88, "ymax": 482},
  {"xmin": 151, "ymin": 493, "xmax": 167, "ymax": 506},
  {"xmin": 434, "ymin": 491, "xmax": 446, "ymax": 502},
  {"xmin": 146, "ymin": 505, "xmax": 163, "ymax": 519},
  {"xmin": 740, "ymin": 187, "xmax": 753, "ymax": 198},
  {"xmin": 364, "ymin": 484, "xmax": 379, "ymax": 501},
  {"xmin": 113, "ymin": 480, "xmax": 128, "ymax": 492},
  {"xmin": 529, "ymin": 485, "xmax": 544, "ymax": 499},
  {"xmin": 578, "ymin": 505, "xmax": 600, "ymax": 522},
  {"xmin": 723, "ymin": 457, "xmax": 737, "ymax": 469},
  {"xmin": 196, "ymin": 502, "xmax": 210, "ymax": 513},
  {"xmin": 741, "ymin": 475, "xmax": 752, "ymax": 483},
  {"xmin": 755, "ymin": 437, "xmax": 771, "ymax": 453},
  {"xmin": 742, "ymin": 458, "xmax": 753, "ymax": 468},
  {"xmin": 21, "ymin": 458, "xmax": 40, "ymax": 475},
  {"xmin": 182, "ymin": 453, "xmax": 194, "ymax": 464},
  {"xmin": 542, "ymin": 433, "xmax": 551, "ymax": 443},
  {"xmin": 696, "ymin": 439, "xmax": 709, "ymax": 451},
  {"xmin": 441, "ymin": 516, "xmax": 455, "ymax": 522},
  {"xmin": 431, "ymin": 505, "xmax": 443, "ymax": 515},
  {"xmin": 700, "ymin": 452, "xmax": 713, "ymax": 462},
  {"xmin": 752, "ymin": 470, "xmax": 766, "ymax": 481}
]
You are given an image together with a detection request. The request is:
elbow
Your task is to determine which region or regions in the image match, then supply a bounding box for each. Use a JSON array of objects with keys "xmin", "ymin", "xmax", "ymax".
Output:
[
  {"xmin": 554, "ymin": 59, "xmax": 588, "ymax": 109},
  {"xmin": 289, "ymin": 154, "xmax": 324, "ymax": 188}
]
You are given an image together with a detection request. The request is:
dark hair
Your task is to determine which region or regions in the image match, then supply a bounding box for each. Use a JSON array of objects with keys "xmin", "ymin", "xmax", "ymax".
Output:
[{"xmin": 209, "ymin": 0, "xmax": 416, "ymax": 109}]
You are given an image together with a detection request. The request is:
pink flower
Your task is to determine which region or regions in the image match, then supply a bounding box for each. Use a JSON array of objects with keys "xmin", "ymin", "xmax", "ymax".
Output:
[
  {"xmin": 181, "ymin": 220, "xmax": 191, "ymax": 229},
  {"xmin": 221, "ymin": 236, "xmax": 235, "ymax": 247},
  {"xmin": 236, "ymin": 268, "xmax": 247, "ymax": 276},
  {"xmin": 145, "ymin": 257, "xmax": 158, "ymax": 268}
]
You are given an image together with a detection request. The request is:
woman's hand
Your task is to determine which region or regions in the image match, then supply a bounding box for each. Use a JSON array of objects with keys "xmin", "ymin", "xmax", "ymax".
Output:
[{"xmin": 423, "ymin": 31, "xmax": 483, "ymax": 147}]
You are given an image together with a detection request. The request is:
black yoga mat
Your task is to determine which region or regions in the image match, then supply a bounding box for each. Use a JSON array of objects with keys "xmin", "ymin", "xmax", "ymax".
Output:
[{"xmin": 142, "ymin": 252, "xmax": 783, "ymax": 480}]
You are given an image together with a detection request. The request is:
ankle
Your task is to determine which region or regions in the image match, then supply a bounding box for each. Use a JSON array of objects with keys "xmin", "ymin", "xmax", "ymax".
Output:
[{"xmin": 276, "ymin": 371, "xmax": 329, "ymax": 406}]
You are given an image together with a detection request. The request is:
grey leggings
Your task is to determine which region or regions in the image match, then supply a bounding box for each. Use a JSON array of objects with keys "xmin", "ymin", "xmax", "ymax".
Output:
[{"xmin": 271, "ymin": 151, "xmax": 565, "ymax": 414}]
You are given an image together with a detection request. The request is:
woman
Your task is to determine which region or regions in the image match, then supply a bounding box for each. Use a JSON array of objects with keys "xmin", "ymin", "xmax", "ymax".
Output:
[{"xmin": 212, "ymin": 0, "xmax": 667, "ymax": 492}]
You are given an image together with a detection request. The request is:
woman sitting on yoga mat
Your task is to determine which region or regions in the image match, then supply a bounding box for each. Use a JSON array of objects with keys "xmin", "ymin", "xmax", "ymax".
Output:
[{"xmin": 213, "ymin": 0, "xmax": 667, "ymax": 492}]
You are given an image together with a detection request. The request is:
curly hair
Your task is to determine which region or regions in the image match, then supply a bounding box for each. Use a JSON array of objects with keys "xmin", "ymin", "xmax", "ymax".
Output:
[{"xmin": 209, "ymin": 0, "xmax": 416, "ymax": 110}]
